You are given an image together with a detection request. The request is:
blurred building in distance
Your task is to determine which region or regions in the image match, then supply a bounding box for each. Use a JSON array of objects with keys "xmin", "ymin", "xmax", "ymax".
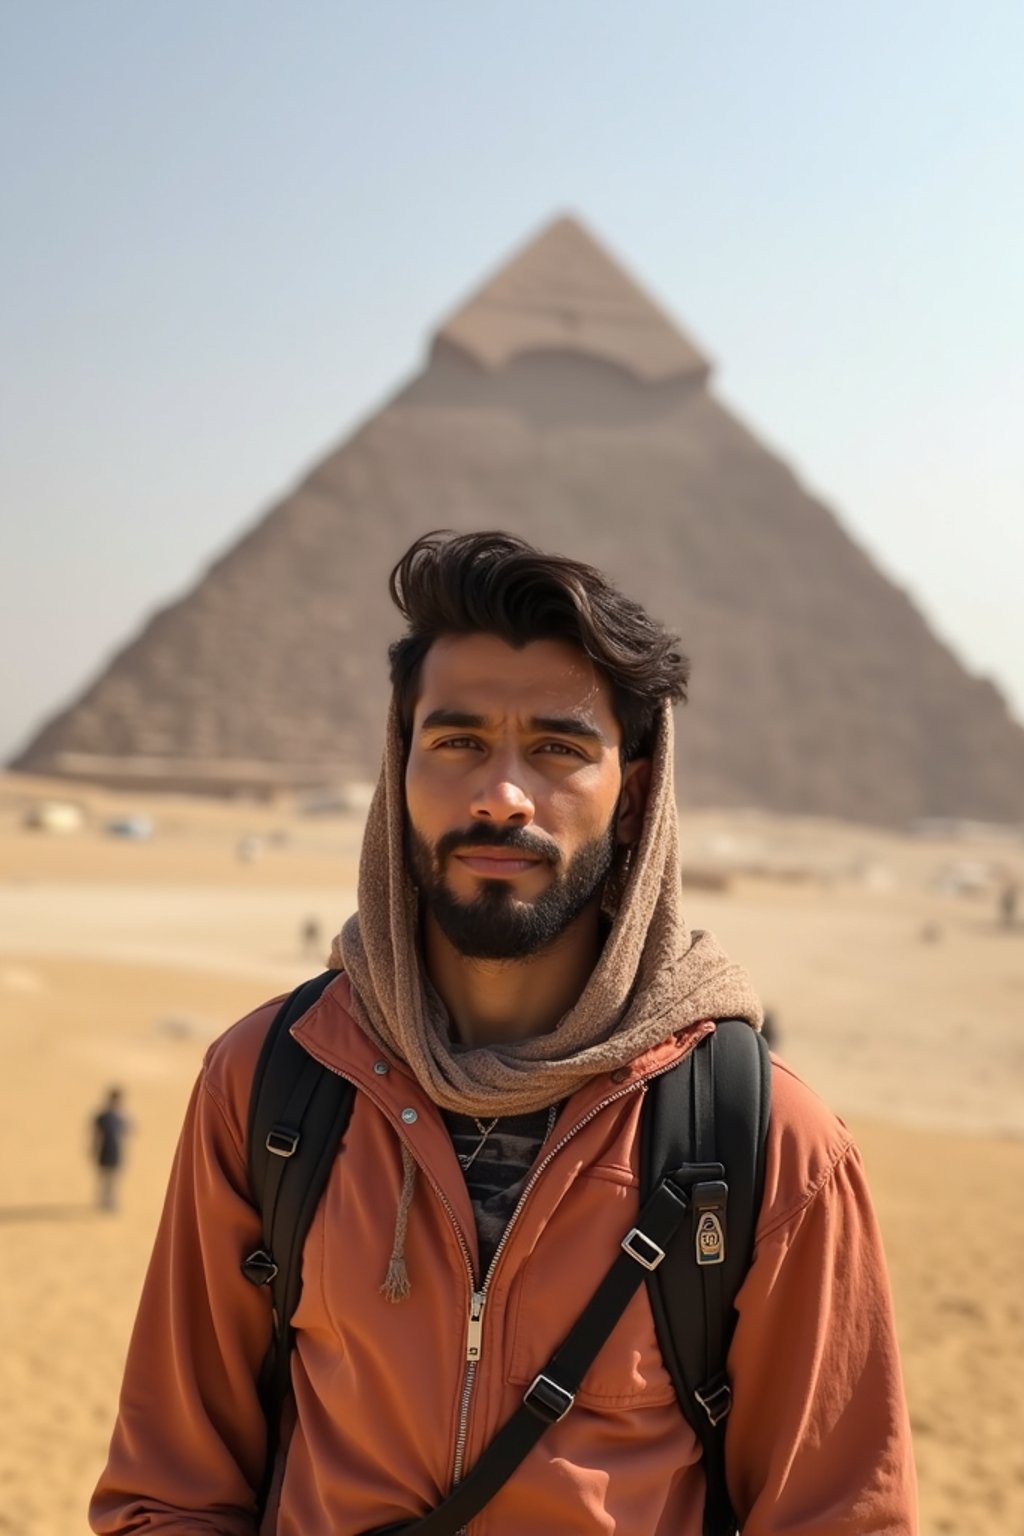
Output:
[{"xmin": 11, "ymin": 216, "xmax": 1024, "ymax": 826}]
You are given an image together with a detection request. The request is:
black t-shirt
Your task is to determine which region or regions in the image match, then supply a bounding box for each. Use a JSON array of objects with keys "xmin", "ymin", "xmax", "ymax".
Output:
[{"xmin": 443, "ymin": 1106, "xmax": 557, "ymax": 1279}]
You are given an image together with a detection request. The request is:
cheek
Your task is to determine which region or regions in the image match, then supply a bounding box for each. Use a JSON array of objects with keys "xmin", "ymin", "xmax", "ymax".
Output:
[
  {"xmin": 405, "ymin": 757, "xmax": 452, "ymax": 837},
  {"xmin": 403, "ymin": 762, "xmax": 428, "ymax": 833},
  {"xmin": 546, "ymin": 771, "xmax": 620, "ymax": 842}
]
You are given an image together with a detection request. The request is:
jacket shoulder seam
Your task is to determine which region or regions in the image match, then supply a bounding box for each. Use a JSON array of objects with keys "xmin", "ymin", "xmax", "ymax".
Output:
[
  {"xmin": 756, "ymin": 1128, "xmax": 856, "ymax": 1244},
  {"xmin": 199, "ymin": 1065, "xmax": 251, "ymax": 1184}
]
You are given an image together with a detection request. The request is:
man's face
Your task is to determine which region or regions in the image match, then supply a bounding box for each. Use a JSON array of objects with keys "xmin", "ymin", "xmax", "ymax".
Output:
[{"xmin": 404, "ymin": 634, "xmax": 649, "ymax": 960}]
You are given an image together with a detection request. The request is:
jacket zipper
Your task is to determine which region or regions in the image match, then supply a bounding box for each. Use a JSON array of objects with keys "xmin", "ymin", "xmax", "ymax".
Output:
[
  {"xmin": 448, "ymin": 1065, "xmax": 681, "ymax": 1497},
  {"xmin": 300, "ymin": 1048, "xmax": 684, "ymax": 1529},
  {"xmin": 300, "ymin": 1058, "xmax": 483, "ymax": 1488}
]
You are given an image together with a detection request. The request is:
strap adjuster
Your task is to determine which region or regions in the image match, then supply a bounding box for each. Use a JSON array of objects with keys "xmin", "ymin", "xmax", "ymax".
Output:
[
  {"xmin": 694, "ymin": 1374, "xmax": 733, "ymax": 1426},
  {"xmin": 621, "ymin": 1226, "xmax": 666, "ymax": 1271},
  {"xmin": 266, "ymin": 1125, "xmax": 300, "ymax": 1157},
  {"xmin": 523, "ymin": 1372, "xmax": 575, "ymax": 1424},
  {"xmin": 240, "ymin": 1247, "xmax": 279, "ymax": 1286}
]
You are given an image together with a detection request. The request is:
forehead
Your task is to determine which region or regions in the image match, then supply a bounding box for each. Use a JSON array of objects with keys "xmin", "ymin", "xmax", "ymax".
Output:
[{"xmin": 414, "ymin": 634, "xmax": 619, "ymax": 737}]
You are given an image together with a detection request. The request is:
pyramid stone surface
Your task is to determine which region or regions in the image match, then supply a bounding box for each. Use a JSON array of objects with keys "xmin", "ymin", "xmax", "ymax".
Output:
[
  {"xmin": 12, "ymin": 216, "xmax": 1024, "ymax": 825},
  {"xmin": 438, "ymin": 215, "xmax": 710, "ymax": 383}
]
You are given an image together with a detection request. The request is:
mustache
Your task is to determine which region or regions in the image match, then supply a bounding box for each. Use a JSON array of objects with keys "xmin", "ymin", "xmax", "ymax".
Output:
[{"xmin": 434, "ymin": 824, "xmax": 560, "ymax": 865}]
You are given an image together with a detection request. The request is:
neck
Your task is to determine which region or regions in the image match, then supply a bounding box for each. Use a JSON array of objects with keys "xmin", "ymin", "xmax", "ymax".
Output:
[{"xmin": 423, "ymin": 902, "xmax": 603, "ymax": 1046}]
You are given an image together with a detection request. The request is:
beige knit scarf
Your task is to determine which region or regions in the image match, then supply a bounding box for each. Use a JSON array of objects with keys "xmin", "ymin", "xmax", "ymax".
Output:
[{"xmin": 332, "ymin": 699, "xmax": 762, "ymax": 1297}]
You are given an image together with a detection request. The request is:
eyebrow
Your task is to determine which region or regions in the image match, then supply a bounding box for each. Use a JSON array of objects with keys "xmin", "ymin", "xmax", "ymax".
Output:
[{"xmin": 420, "ymin": 708, "xmax": 605, "ymax": 744}]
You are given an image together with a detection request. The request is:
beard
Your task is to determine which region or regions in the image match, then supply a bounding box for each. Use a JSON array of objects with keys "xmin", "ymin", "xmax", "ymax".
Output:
[{"xmin": 406, "ymin": 817, "xmax": 618, "ymax": 961}]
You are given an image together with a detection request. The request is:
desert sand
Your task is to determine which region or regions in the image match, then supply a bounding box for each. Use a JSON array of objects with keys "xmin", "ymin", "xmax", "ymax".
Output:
[{"xmin": 1, "ymin": 775, "xmax": 1022, "ymax": 1535}]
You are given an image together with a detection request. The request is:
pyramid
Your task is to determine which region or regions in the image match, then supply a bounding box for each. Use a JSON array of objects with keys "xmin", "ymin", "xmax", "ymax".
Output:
[{"xmin": 12, "ymin": 216, "xmax": 1024, "ymax": 825}]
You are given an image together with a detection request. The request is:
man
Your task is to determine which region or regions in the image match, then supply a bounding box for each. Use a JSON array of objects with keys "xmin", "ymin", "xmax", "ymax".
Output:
[
  {"xmin": 91, "ymin": 1085, "xmax": 129, "ymax": 1212},
  {"xmin": 91, "ymin": 531, "xmax": 917, "ymax": 1534}
]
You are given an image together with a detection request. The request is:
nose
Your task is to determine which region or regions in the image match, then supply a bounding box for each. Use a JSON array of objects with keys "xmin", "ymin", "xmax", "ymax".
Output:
[{"xmin": 469, "ymin": 752, "xmax": 535, "ymax": 826}]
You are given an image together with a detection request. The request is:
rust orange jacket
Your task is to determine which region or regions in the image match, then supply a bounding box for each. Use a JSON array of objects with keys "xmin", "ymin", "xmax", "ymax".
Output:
[{"xmin": 91, "ymin": 975, "xmax": 917, "ymax": 1534}]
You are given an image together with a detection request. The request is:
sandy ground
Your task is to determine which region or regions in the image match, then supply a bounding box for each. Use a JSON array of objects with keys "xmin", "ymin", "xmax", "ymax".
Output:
[{"xmin": 1, "ymin": 776, "xmax": 1022, "ymax": 1535}]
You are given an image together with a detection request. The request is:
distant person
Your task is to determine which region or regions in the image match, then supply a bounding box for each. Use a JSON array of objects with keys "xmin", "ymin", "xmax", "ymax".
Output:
[
  {"xmin": 999, "ymin": 881, "xmax": 1019, "ymax": 930},
  {"xmin": 300, "ymin": 914, "xmax": 323, "ymax": 958},
  {"xmin": 92, "ymin": 532, "xmax": 916, "ymax": 1534},
  {"xmin": 91, "ymin": 1087, "xmax": 129, "ymax": 1213}
]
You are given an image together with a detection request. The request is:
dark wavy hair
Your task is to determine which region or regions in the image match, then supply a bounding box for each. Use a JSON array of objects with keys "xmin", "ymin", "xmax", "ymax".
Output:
[{"xmin": 388, "ymin": 531, "xmax": 689, "ymax": 760}]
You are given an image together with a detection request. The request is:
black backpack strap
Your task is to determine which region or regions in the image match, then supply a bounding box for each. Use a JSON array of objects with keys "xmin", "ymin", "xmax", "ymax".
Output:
[
  {"xmin": 241, "ymin": 970, "xmax": 357, "ymax": 1510},
  {"xmin": 363, "ymin": 1169, "xmax": 695, "ymax": 1536},
  {"xmin": 642, "ymin": 1019, "xmax": 771, "ymax": 1536}
]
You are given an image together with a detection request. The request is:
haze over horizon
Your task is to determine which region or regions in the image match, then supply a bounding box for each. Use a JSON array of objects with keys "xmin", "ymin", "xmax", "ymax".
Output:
[{"xmin": 2, "ymin": 3, "xmax": 1022, "ymax": 765}]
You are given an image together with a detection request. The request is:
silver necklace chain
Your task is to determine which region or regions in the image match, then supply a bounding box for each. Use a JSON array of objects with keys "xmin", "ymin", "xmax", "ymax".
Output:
[{"xmin": 457, "ymin": 1103, "xmax": 557, "ymax": 1173}]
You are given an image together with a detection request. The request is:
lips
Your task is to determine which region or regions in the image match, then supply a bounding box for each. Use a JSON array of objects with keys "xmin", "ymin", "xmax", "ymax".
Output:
[{"xmin": 453, "ymin": 848, "xmax": 544, "ymax": 876}]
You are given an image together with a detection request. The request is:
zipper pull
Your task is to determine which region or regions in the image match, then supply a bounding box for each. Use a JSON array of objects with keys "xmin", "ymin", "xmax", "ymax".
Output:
[{"xmin": 466, "ymin": 1290, "xmax": 486, "ymax": 1362}]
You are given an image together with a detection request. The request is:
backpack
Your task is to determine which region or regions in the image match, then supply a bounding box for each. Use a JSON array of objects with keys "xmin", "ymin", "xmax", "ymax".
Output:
[{"xmin": 242, "ymin": 971, "xmax": 771, "ymax": 1536}]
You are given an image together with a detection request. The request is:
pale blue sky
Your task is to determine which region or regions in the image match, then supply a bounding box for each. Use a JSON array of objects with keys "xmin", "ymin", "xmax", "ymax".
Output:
[{"xmin": 2, "ymin": 2, "xmax": 1022, "ymax": 760}]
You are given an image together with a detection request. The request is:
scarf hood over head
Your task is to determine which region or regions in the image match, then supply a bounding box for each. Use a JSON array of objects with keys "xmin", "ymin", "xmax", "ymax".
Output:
[{"xmin": 334, "ymin": 699, "xmax": 762, "ymax": 1119}]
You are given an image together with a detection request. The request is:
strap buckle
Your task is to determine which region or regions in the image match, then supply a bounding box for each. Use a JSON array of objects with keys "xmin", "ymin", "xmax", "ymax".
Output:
[
  {"xmin": 266, "ymin": 1125, "xmax": 300, "ymax": 1157},
  {"xmin": 240, "ymin": 1247, "xmax": 279, "ymax": 1286},
  {"xmin": 523, "ymin": 1372, "xmax": 575, "ymax": 1424},
  {"xmin": 694, "ymin": 1374, "xmax": 733, "ymax": 1426},
  {"xmin": 621, "ymin": 1225, "xmax": 667, "ymax": 1271}
]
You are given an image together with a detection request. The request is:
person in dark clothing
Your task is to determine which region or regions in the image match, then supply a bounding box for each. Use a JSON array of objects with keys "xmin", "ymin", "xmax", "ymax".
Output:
[{"xmin": 92, "ymin": 1087, "xmax": 129, "ymax": 1212}]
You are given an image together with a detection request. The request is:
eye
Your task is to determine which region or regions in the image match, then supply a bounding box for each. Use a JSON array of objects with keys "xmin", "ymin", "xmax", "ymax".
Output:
[
  {"xmin": 435, "ymin": 735, "xmax": 482, "ymax": 751},
  {"xmin": 537, "ymin": 741, "xmax": 586, "ymax": 759}
]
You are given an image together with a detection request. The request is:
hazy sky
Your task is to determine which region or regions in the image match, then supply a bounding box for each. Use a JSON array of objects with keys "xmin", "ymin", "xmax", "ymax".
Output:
[{"xmin": 2, "ymin": 2, "xmax": 1022, "ymax": 761}]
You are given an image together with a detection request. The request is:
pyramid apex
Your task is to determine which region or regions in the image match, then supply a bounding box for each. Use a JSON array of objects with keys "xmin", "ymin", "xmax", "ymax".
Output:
[{"xmin": 435, "ymin": 214, "xmax": 711, "ymax": 384}]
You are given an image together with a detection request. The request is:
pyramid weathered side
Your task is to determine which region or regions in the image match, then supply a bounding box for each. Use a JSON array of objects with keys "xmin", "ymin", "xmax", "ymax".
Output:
[
  {"xmin": 437, "ymin": 214, "xmax": 712, "ymax": 384},
  {"xmin": 12, "ymin": 217, "xmax": 1024, "ymax": 825}
]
